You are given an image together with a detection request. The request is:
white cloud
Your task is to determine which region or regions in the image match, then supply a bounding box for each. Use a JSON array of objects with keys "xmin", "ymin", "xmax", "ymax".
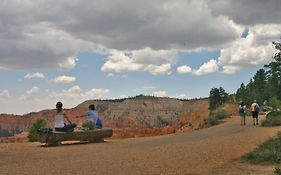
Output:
[
  {"xmin": 50, "ymin": 75, "xmax": 76, "ymax": 84},
  {"xmin": 20, "ymin": 86, "xmax": 40, "ymax": 100},
  {"xmin": 24, "ymin": 72, "xmax": 45, "ymax": 79},
  {"xmin": 59, "ymin": 57, "xmax": 78, "ymax": 70},
  {"xmin": 218, "ymin": 24, "xmax": 280, "ymax": 74},
  {"xmin": 50, "ymin": 86, "xmax": 110, "ymax": 100},
  {"xmin": 146, "ymin": 64, "xmax": 172, "ymax": 75},
  {"xmin": 83, "ymin": 88, "xmax": 110, "ymax": 99},
  {"xmin": 0, "ymin": 90, "xmax": 11, "ymax": 99},
  {"xmin": 177, "ymin": 93, "xmax": 187, "ymax": 99},
  {"xmin": 50, "ymin": 86, "xmax": 81, "ymax": 99},
  {"xmin": 153, "ymin": 91, "xmax": 167, "ymax": 97},
  {"xmin": 101, "ymin": 48, "xmax": 177, "ymax": 75},
  {"xmin": 177, "ymin": 65, "xmax": 192, "ymax": 74},
  {"xmin": 193, "ymin": 59, "xmax": 219, "ymax": 76}
]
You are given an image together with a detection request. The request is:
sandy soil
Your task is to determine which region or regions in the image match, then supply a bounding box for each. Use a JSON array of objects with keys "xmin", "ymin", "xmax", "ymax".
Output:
[{"xmin": 0, "ymin": 115, "xmax": 280, "ymax": 175}]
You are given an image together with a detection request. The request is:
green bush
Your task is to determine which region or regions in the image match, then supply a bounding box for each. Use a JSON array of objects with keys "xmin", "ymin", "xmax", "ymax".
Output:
[
  {"xmin": 213, "ymin": 108, "xmax": 228, "ymax": 120},
  {"xmin": 199, "ymin": 108, "xmax": 228, "ymax": 128},
  {"xmin": 28, "ymin": 118, "xmax": 47, "ymax": 142},
  {"xmin": 262, "ymin": 111, "xmax": 281, "ymax": 127},
  {"xmin": 269, "ymin": 97, "xmax": 281, "ymax": 111},
  {"xmin": 243, "ymin": 132, "xmax": 281, "ymax": 164}
]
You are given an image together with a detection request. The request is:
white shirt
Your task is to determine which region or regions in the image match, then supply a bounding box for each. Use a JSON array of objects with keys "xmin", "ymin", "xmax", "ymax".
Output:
[{"xmin": 55, "ymin": 114, "xmax": 64, "ymax": 128}]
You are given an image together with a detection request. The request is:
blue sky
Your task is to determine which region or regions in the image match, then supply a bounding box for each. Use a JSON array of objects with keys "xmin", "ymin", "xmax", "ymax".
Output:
[{"xmin": 0, "ymin": 0, "xmax": 280, "ymax": 114}]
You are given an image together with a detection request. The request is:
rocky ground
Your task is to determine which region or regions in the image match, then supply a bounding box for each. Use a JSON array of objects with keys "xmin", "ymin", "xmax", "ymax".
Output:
[{"xmin": 0, "ymin": 115, "xmax": 280, "ymax": 175}]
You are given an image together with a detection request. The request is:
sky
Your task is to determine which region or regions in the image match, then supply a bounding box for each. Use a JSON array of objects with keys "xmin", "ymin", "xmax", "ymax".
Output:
[{"xmin": 0, "ymin": 0, "xmax": 281, "ymax": 114}]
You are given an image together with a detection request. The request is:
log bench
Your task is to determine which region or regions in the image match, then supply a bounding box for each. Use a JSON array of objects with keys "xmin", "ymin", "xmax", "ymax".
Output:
[{"xmin": 37, "ymin": 128, "xmax": 113, "ymax": 146}]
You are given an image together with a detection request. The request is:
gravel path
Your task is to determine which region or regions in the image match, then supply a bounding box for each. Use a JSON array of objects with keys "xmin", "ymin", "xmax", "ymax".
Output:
[{"xmin": 1, "ymin": 115, "xmax": 280, "ymax": 175}]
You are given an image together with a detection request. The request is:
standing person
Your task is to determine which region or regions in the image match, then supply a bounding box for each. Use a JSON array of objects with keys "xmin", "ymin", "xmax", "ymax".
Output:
[
  {"xmin": 54, "ymin": 102, "xmax": 77, "ymax": 132},
  {"xmin": 251, "ymin": 100, "xmax": 260, "ymax": 125},
  {"xmin": 80, "ymin": 104, "xmax": 103, "ymax": 130},
  {"xmin": 239, "ymin": 101, "xmax": 247, "ymax": 125}
]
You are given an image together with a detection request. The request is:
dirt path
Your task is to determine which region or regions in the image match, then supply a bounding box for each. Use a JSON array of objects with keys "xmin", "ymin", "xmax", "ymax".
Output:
[{"xmin": 0, "ymin": 115, "xmax": 280, "ymax": 175}]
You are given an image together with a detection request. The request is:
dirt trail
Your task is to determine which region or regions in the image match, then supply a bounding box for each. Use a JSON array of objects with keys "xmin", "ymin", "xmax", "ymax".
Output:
[{"xmin": 0, "ymin": 115, "xmax": 280, "ymax": 175}]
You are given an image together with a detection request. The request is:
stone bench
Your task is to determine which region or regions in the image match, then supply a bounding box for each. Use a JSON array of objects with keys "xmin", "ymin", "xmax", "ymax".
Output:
[{"xmin": 37, "ymin": 128, "xmax": 113, "ymax": 146}]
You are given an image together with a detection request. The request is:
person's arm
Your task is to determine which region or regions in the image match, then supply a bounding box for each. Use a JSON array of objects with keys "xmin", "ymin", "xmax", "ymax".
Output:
[
  {"xmin": 64, "ymin": 113, "xmax": 72, "ymax": 124},
  {"xmin": 76, "ymin": 114, "xmax": 86, "ymax": 118}
]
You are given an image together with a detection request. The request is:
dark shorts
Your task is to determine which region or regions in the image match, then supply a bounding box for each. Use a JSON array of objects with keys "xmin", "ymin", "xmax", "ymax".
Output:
[
  {"xmin": 55, "ymin": 123, "xmax": 77, "ymax": 132},
  {"xmin": 252, "ymin": 111, "xmax": 259, "ymax": 118}
]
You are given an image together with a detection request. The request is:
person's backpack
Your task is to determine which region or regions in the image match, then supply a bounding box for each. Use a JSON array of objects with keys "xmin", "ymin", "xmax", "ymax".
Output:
[
  {"xmin": 239, "ymin": 106, "xmax": 244, "ymax": 114},
  {"xmin": 254, "ymin": 104, "xmax": 260, "ymax": 112}
]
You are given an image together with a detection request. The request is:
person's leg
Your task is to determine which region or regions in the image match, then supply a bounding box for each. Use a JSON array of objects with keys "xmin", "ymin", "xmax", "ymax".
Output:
[
  {"xmin": 82, "ymin": 121, "xmax": 95, "ymax": 130},
  {"xmin": 256, "ymin": 114, "xmax": 259, "ymax": 125},
  {"xmin": 243, "ymin": 114, "xmax": 246, "ymax": 125},
  {"xmin": 252, "ymin": 111, "xmax": 255, "ymax": 125},
  {"xmin": 240, "ymin": 116, "xmax": 243, "ymax": 125},
  {"xmin": 55, "ymin": 127, "xmax": 65, "ymax": 132},
  {"xmin": 63, "ymin": 123, "xmax": 77, "ymax": 132}
]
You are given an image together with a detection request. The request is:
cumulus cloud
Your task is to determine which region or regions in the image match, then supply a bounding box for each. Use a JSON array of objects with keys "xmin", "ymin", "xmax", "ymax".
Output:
[
  {"xmin": 193, "ymin": 59, "xmax": 219, "ymax": 76},
  {"xmin": 50, "ymin": 75, "xmax": 76, "ymax": 84},
  {"xmin": 218, "ymin": 24, "xmax": 279, "ymax": 74},
  {"xmin": 177, "ymin": 65, "xmax": 192, "ymax": 74},
  {"xmin": 24, "ymin": 72, "xmax": 45, "ymax": 79},
  {"xmin": 101, "ymin": 48, "xmax": 177, "ymax": 75},
  {"xmin": 83, "ymin": 88, "xmax": 110, "ymax": 99},
  {"xmin": 0, "ymin": 0, "xmax": 243, "ymax": 70},
  {"xmin": 0, "ymin": 90, "xmax": 11, "ymax": 99},
  {"xmin": 177, "ymin": 94, "xmax": 187, "ymax": 99},
  {"xmin": 20, "ymin": 86, "xmax": 40, "ymax": 100},
  {"xmin": 50, "ymin": 86, "xmax": 81, "ymax": 99},
  {"xmin": 50, "ymin": 86, "xmax": 110, "ymax": 100},
  {"xmin": 153, "ymin": 91, "xmax": 167, "ymax": 97},
  {"xmin": 208, "ymin": 0, "xmax": 281, "ymax": 25}
]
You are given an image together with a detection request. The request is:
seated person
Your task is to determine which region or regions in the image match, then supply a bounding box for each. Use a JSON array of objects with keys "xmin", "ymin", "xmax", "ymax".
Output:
[
  {"xmin": 80, "ymin": 104, "xmax": 103, "ymax": 130},
  {"xmin": 54, "ymin": 102, "xmax": 76, "ymax": 132}
]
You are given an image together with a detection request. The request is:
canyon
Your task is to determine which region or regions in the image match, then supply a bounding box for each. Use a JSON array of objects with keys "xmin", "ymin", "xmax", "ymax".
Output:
[{"xmin": 0, "ymin": 96, "xmax": 236, "ymax": 142}]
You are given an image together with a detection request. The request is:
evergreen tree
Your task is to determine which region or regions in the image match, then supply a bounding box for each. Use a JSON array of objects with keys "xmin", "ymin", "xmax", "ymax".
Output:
[
  {"xmin": 265, "ymin": 41, "xmax": 281, "ymax": 100},
  {"xmin": 209, "ymin": 87, "xmax": 229, "ymax": 109}
]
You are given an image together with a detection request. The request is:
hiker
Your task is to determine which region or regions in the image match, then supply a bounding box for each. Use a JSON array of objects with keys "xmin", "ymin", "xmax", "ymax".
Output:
[
  {"xmin": 239, "ymin": 101, "xmax": 247, "ymax": 125},
  {"xmin": 251, "ymin": 100, "xmax": 260, "ymax": 125},
  {"xmin": 54, "ymin": 101, "xmax": 77, "ymax": 132},
  {"xmin": 79, "ymin": 104, "xmax": 103, "ymax": 130}
]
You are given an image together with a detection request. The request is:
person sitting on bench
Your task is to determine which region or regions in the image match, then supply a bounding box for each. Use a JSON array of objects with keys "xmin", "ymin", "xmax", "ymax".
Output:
[
  {"xmin": 80, "ymin": 104, "xmax": 103, "ymax": 130},
  {"xmin": 54, "ymin": 101, "xmax": 76, "ymax": 132}
]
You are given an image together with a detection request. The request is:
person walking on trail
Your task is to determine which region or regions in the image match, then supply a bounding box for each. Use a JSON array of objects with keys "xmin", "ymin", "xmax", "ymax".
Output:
[
  {"xmin": 251, "ymin": 100, "xmax": 260, "ymax": 125},
  {"xmin": 54, "ymin": 102, "xmax": 77, "ymax": 132},
  {"xmin": 239, "ymin": 101, "xmax": 247, "ymax": 125},
  {"xmin": 78, "ymin": 104, "xmax": 103, "ymax": 130}
]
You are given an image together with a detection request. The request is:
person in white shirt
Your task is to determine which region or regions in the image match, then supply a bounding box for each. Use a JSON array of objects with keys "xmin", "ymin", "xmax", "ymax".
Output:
[{"xmin": 54, "ymin": 102, "xmax": 76, "ymax": 132}]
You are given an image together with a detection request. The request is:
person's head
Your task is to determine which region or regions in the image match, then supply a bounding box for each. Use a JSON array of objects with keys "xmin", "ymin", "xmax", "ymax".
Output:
[
  {"xmin": 56, "ymin": 101, "xmax": 63, "ymax": 112},
  {"xmin": 89, "ymin": 104, "xmax": 95, "ymax": 111},
  {"xmin": 241, "ymin": 101, "xmax": 245, "ymax": 106},
  {"xmin": 253, "ymin": 100, "xmax": 257, "ymax": 103}
]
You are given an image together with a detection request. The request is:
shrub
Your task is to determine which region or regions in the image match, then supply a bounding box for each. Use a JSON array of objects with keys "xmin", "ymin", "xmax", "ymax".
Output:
[
  {"xmin": 199, "ymin": 108, "xmax": 228, "ymax": 128},
  {"xmin": 28, "ymin": 118, "xmax": 47, "ymax": 142},
  {"xmin": 243, "ymin": 132, "xmax": 281, "ymax": 164},
  {"xmin": 262, "ymin": 111, "xmax": 281, "ymax": 127},
  {"xmin": 269, "ymin": 97, "xmax": 281, "ymax": 111}
]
